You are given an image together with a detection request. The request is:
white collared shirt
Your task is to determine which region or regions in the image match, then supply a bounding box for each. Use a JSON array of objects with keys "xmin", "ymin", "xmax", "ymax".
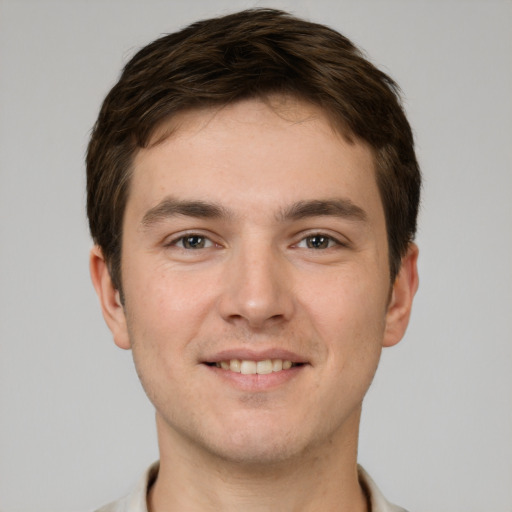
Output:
[{"xmin": 95, "ymin": 462, "xmax": 408, "ymax": 512}]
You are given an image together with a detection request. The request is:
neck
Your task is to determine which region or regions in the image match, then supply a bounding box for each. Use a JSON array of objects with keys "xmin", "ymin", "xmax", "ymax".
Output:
[{"xmin": 148, "ymin": 411, "xmax": 368, "ymax": 512}]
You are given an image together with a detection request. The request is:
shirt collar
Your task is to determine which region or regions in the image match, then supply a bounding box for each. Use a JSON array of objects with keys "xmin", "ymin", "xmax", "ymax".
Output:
[{"xmin": 358, "ymin": 465, "xmax": 409, "ymax": 512}]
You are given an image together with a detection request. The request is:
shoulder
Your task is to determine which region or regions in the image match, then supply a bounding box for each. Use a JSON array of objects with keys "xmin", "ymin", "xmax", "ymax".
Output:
[
  {"xmin": 93, "ymin": 462, "xmax": 159, "ymax": 512},
  {"xmin": 358, "ymin": 465, "xmax": 409, "ymax": 512}
]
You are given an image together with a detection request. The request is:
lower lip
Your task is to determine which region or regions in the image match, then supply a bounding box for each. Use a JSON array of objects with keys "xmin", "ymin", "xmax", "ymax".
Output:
[{"xmin": 204, "ymin": 364, "xmax": 305, "ymax": 391}]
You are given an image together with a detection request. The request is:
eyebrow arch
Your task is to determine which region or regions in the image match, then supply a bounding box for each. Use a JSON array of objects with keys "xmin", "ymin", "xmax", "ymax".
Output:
[
  {"xmin": 141, "ymin": 197, "xmax": 231, "ymax": 228},
  {"xmin": 278, "ymin": 199, "xmax": 368, "ymax": 222},
  {"xmin": 141, "ymin": 197, "xmax": 367, "ymax": 229}
]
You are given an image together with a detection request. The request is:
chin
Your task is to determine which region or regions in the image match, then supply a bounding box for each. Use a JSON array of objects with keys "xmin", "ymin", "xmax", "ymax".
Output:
[
  {"xmin": 198, "ymin": 416, "xmax": 319, "ymax": 467},
  {"xmin": 208, "ymin": 435, "xmax": 305, "ymax": 467}
]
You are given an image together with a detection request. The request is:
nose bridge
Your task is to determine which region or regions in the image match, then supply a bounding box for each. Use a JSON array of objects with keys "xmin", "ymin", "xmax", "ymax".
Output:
[{"xmin": 219, "ymin": 234, "xmax": 293, "ymax": 327}]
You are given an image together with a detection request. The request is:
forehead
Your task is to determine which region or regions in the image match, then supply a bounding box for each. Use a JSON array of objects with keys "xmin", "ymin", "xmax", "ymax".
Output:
[{"xmin": 129, "ymin": 96, "xmax": 383, "ymax": 224}]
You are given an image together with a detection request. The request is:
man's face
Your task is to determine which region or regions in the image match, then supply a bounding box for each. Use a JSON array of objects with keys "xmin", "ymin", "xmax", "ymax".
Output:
[{"xmin": 94, "ymin": 96, "xmax": 417, "ymax": 465}]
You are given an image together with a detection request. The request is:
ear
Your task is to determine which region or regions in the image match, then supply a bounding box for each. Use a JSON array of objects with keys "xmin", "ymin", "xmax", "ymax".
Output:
[
  {"xmin": 382, "ymin": 243, "xmax": 419, "ymax": 348},
  {"xmin": 89, "ymin": 245, "xmax": 131, "ymax": 350}
]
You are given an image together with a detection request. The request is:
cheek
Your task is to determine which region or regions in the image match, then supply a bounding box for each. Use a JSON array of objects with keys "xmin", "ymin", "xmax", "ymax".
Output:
[
  {"xmin": 125, "ymin": 259, "xmax": 217, "ymax": 325},
  {"xmin": 121, "ymin": 264, "xmax": 220, "ymax": 386},
  {"xmin": 123, "ymin": 269, "xmax": 212, "ymax": 409},
  {"xmin": 303, "ymin": 269, "xmax": 388, "ymax": 340},
  {"xmin": 302, "ymin": 269, "xmax": 388, "ymax": 388}
]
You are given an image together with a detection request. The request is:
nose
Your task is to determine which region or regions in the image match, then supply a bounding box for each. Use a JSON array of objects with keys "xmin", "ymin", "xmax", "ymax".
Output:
[{"xmin": 217, "ymin": 241, "xmax": 295, "ymax": 329}]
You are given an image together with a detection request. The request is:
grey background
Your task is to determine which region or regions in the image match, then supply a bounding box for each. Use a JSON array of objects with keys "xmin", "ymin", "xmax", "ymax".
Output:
[{"xmin": 1, "ymin": 1, "xmax": 511, "ymax": 511}]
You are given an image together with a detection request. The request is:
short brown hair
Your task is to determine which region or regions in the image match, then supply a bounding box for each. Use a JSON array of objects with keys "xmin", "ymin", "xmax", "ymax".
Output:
[{"xmin": 87, "ymin": 8, "xmax": 421, "ymax": 291}]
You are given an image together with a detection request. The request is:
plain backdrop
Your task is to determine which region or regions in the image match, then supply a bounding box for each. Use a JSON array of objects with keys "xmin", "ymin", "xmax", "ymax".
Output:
[{"xmin": 1, "ymin": 1, "xmax": 511, "ymax": 511}]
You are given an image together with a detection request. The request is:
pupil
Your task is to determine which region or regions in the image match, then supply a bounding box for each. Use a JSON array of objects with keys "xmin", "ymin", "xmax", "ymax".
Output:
[
  {"xmin": 185, "ymin": 236, "xmax": 204, "ymax": 249},
  {"xmin": 308, "ymin": 236, "xmax": 328, "ymax": 249}
]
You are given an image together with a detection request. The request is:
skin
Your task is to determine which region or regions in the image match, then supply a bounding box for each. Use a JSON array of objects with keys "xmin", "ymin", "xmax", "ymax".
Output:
[{"xmin": 90, "ymin": 96, "xmax": 419, "ymax": 512}]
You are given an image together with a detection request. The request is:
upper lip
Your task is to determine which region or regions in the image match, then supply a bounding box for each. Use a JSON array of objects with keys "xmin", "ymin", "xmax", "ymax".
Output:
[{"xmin": 203, "ymin": 348, "xmax": 308, "ymax": 364}]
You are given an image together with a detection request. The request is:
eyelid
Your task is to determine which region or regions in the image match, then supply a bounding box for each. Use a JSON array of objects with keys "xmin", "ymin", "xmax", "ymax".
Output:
[
  {"xmin": 163, "ymin": 231, "xmax": 219, "ymax": 249},
  {"xmin": 294, "ymin": 230, "xmax": 349, "ymax": 249},
  {"xmin": 179, "ymin": 236, "xmax": 213, "ymax": 249}
]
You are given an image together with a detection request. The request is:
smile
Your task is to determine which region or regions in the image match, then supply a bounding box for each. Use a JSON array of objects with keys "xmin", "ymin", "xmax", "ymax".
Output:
[{"xmin": 210, "ymin": 359, "xmax": 301, "ymax": 375}]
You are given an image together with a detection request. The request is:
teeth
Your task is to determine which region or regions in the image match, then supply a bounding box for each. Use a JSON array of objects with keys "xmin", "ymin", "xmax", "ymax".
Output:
[
  {"xmin": 216, "ymin": 359, "xmax": 296, "ymax": 374},
  {"xmin": 230, "ymin": 359, "xmax": 241, "ymax": 373},
  {"xmin": 256, "ymin": 360, "xmax": 273, "ymax": 374},
  {"xmin": 240, "ymin": 360, "xmax": 257, "ymax": 375},
  {"xmin": 272, "ymin": 359, "xmax": 283, "ymax": 371}
]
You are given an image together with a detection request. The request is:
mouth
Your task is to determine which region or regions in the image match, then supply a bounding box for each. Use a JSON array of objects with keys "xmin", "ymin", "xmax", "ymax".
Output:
[{"xmin": 205, "ymin": 359, "xmax": 304, "ymax": 375}]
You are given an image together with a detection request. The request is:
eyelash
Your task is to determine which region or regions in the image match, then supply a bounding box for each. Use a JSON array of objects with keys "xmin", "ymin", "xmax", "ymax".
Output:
[
  {"xmin": 295, "ymin": 233, "xmax": 344, "ymax": 250},
  {"xmin": 167, "ymin": 234, "xmax": 215, "ymax": 250},
  {"xmin": 166, "ymin": 232, "xmax": 344, "ymax": 250}
]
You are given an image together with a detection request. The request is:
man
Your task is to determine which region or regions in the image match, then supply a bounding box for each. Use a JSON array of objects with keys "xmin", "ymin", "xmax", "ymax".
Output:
[{"xmin": 88, "ymin": 8, "xmax": 420, "ymax": 512}]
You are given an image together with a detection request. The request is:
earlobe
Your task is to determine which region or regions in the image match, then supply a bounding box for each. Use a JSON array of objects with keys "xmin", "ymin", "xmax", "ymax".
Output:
[
  {"xmin": 382, "ymin": 243, "xmax": 419, "ymax": 348},
  {"xmin": 89, "ymin": 246, "xmax": 131, "ymax": 350}
]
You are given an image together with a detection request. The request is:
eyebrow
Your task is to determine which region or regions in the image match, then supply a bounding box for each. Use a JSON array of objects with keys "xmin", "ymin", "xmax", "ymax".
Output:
[
  {"xmin": 278, "ymin": 199, "xmax": 368, "ymax": 223},
  {"xmin": 140, "ymin": 196, "xmax": 368, "ymax": 229},
  {"xmin": 141, "ymin": 198, "xmax": 231, "ymax": 228}
]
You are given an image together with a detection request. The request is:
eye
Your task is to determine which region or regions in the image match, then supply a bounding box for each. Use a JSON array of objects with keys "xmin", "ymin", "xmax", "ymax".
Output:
[
  {"xmin": 297, "ymin": 234, "xmax": 339, "ymax": 249},
  {"xmin": 172, "ymin": 234, "xmax": 214, "ymax": 249}
]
